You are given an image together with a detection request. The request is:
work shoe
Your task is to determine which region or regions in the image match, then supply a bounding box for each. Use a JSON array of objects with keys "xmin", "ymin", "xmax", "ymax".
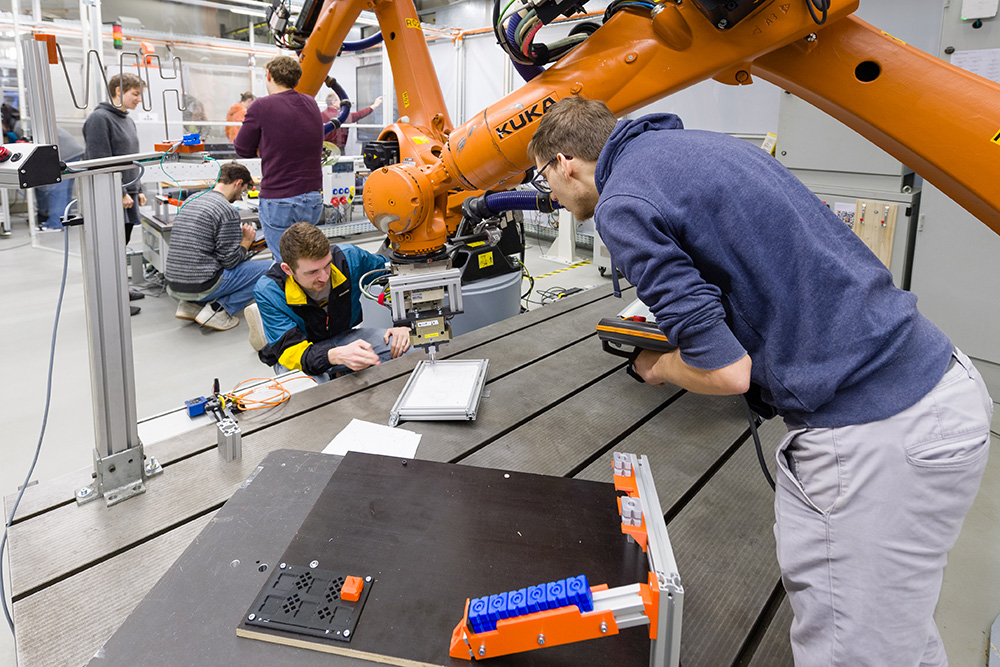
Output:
[
  {"xmin": 174, "ymin": 300, "xmax": 202, "ymax": 321},
  {"xmin": 129, "ymin": 288, "xmax": 145, "ymax": 301},
  {"xmin": 245, "ymin": 303, "xmax": 267, "ymax": 351},
  {"xmin": 196, "ymin": 302, "xmax": 239, "ymax": 331},
  {"xmin": 130, "ymin": 305, "xmax": 141, "ymax": 316}
]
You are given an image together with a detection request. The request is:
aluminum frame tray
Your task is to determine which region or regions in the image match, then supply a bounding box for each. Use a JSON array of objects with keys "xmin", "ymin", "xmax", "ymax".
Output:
[{"xmin": 389, "ymin": 359, "xmax": 489, "ymax": 427}]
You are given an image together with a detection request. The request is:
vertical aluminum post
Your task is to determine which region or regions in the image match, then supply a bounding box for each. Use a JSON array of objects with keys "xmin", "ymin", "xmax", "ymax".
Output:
[
  {"xmin": 75, "ymin": 171, "xmax": 161, "ymax": 506},
  {"xmin": 21, "ymin": 38, "xmax": 58, "ymax": 146}
]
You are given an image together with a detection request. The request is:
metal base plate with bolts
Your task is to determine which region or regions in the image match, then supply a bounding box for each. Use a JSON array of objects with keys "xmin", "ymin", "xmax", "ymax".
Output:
[
  {"xmin": 76, "ymin": 445, "xmax": 163, "ymax": 507},
  {"xmin": 238, "ymin": 564, "xmax": 373, "ymax": 643}
]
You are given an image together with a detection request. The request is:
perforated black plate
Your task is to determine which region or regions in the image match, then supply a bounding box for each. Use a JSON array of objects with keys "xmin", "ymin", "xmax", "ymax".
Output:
[{"xmin": 243, "ymin": 565, "xmax": 373, "ymax": 642}]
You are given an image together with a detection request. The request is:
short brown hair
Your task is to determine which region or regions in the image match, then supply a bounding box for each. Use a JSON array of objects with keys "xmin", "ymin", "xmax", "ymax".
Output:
[
  {"xmin": 240, "ymin": 91, "xmax": 255, "ymax": 103},
  {"xmin": 108, "ymin": 73, "xmax": 143, "ymax": 99},
  {"xmin": 266, "ymin": 56, "xmax": 302, "ymax": 89},
  {"xmin": 218, "ymin": 161, "xmax": 252, "ymax": 185},
  {"xmin": 280, "ymin": 222, "xmax": 331, "ymax": 269},
  {"xmin": 527, "ymin": 96, "xmax": 617, "ymax": 164}
]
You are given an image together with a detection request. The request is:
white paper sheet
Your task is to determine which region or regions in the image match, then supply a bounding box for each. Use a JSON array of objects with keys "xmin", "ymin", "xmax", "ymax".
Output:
[
  {"xmin": 951, "ymin": 48, "xmax": 1000, "ymax": 83},
  {"xmin": 322, "ymin": 418, "xmax": 421, "ymax": 458},
  {"xmin": 962, "ymin": 0, "xmax": 999, "ymax": 20}
]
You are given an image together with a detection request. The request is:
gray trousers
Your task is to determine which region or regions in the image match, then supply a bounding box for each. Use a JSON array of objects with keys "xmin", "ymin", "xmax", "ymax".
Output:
[{"xmin": 775, "ymin": 348, "xmax": 993, "ymax": 667}]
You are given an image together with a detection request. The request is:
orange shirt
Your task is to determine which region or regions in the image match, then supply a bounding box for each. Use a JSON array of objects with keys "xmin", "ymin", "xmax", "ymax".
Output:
[{"xmin": 226, "ymin": 102, "xmax": 246, "ymax": 142}]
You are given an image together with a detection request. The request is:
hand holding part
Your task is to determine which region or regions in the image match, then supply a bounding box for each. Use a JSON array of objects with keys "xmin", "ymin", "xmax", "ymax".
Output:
[
  {"xmin": 633, "ymin": 349, "xmax": 670, "ymax": 386},
  {"xmin": 329, "ymin": 339, "xmax": 381, "ymax": 371},
  {"xmin": 384, "ymin": 326, "xmax": 411, "ymax": 359},
  {"xmin": 241, "ymin": 222, "xmax": 256, "ymax": 245}
]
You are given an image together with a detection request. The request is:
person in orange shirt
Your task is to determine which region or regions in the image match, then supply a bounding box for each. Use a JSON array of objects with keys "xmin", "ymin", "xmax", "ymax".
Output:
[{"xmin": 225, "ymin": 92, "xmax": 255, "ymax": 142}]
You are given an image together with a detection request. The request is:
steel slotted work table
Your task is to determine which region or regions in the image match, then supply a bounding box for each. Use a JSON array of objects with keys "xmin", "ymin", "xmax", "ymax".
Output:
[{"xmin": 4, "ymin": 283, "xmax": 794, "ymax": 667}]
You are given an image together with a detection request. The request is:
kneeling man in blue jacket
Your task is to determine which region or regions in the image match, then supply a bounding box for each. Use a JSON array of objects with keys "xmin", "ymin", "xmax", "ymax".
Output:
[{"xmin": 253, "ymin": 222, "xmax": 410, "ymax": 377}]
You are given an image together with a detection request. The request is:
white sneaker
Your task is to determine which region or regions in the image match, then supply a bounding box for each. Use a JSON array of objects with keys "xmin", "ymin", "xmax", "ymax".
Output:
[
  {"xmin": 195, "ymin": 302, "xmax": 240, "ymax": 331},
  {"xmin": 175, "ymin": 300, "xmax": 202, "ymax": 321},
  {"xmin": 245, "ymin": 303, "xmax": 267, "ymax": 351}
]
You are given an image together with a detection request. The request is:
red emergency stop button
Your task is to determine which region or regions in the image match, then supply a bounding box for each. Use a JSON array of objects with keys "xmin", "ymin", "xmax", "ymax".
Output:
[
  {"xmin": 342, "ymin": 575, "xmax": 364, "ymax": 602},
  {"xmin": 0, "ymin": 146, "xmax": 10, "ymax": 162}
]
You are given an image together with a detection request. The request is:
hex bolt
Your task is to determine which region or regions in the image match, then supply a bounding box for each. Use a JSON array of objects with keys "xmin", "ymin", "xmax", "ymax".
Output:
[
  {"xmin": 279, "ymin": 563, "xmax": 287, "ymax": 569},
  {"xmin": 248, "ymin": 614, "xmax": 256, "ymax": 621},
  {"xmin": 343, "ymin": 629, "xmax": 351, "ymax": 638},
  {"xmin": 365, "ymin": 576, "xmax": 372, "ymax": 582},
  {"xmin": 625, "ymin": 53, "xmax": 637, "ymax": 63},
  {"xmin": 478, "ymin": 646, "xmax": 486, "ymax": 656},
  {"xmin": 537, "ymin": 634, "xmax": 545, "ymax": 645},
  {"xmin": 230, "ymin": 560, "xmax": 241, "ymax": 568},
  {"xmin": 735, "ymin": 70, "xmax": 749, "ymax": 84},
  {"xmin": 805, "ymin": 32, "xmax": 817, "ymax": 42},
  {"xmin": 310, "ymin": 560, "xmax": 319, "ymax": 568},
  {"xmin": 717, "ymin": 18, "xmax": 728, "ymax": 28},
  {"xmin": 600, "ymin": 622, "xmax": 608, "ymax": 634}
]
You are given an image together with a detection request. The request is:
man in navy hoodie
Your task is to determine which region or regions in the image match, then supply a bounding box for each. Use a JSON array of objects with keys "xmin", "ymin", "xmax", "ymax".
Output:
[{"xmin": 527, "ymin": 97, "xmax": 992, "ymax": 667}]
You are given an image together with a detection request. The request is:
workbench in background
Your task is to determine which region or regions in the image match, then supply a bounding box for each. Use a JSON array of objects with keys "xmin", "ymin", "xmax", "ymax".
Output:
[{"xmin": 7, "ymin": 283, "xmax": 793, "ymax": 666}]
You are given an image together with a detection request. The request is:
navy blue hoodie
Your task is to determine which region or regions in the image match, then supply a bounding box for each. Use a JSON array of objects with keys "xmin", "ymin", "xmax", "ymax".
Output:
[{"xmin": 594, "ymin": 114, "xmax": 952, "ymax": 428}]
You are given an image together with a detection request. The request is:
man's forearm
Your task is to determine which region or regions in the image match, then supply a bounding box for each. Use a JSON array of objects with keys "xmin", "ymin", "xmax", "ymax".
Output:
[{"xmin": 638, "ymin": 350, "xmax": 751, "ymax": 395}]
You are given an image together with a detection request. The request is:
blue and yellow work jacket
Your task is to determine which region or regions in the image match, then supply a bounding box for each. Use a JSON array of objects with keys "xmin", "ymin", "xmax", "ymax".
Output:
[{"xmin": 253, "ymin": 244, "xmax": 388, "ymax": 375}]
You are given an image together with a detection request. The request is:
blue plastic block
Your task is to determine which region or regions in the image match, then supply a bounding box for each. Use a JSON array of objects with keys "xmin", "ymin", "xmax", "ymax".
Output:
[
  {"xmin": 507, "ymin": 588, "xmax": 528, "ymax": 618},
  {"xmin": 546, "ymin": 579, "xmax": 568, "ymax": 609},
  {"xmin": 181, "ymin": 132, "xmax": 201, "ymax": 145},
  {"xmin": 527, "ymin": 584, "xmax": 547, "ymax": 612},
  {"xmin": 566, "ymin": 575, "xmax": 594, "ymax": 612},
  {"xmin": 469, "ymin": 596, "xmax": 490, "ymax": 633},
  {"xmin": 487, "ymin": 592, "xmax": 509, "ymax": 625},
  {"xmin": 185, "ymin": 396, "xmax": 207, "ymax": 418}
]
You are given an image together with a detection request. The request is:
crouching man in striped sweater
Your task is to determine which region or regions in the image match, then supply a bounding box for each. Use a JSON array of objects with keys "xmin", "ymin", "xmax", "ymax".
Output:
[{"xmin": 165, "ymin": 161, "xmax": 270, "ymax": 331}]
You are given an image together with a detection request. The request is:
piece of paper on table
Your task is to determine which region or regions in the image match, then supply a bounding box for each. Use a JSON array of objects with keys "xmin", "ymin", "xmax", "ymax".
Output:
[{"xmin": 322, "ymin": 418, "xmax": 421, "ymax": 458}]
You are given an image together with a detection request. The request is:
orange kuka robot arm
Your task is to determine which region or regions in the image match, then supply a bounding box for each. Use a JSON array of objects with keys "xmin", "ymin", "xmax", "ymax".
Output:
[{"xmin": 293, "ymin": 0, "xmax": 1000, "ymax": 258}]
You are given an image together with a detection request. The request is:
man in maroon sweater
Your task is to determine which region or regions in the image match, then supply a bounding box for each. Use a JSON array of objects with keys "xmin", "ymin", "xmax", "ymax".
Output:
[
  {"xmin": 234, "ymin": 56, "xmax": 323, "ymax": 263},
  {"xmin": 321, "ymin": 93, "xmax": 382, "ymax": 153}
]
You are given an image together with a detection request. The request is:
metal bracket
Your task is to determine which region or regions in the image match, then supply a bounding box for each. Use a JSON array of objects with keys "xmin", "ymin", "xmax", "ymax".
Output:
[
  {"xmin": 626, "ymin": 452, "xmax": 683, "ymax": 667},
  {"xmin": 217, "ymin": 417, "xmax": 242, "ymax": 462},
  {"xmin": 76, "ymin": 444, "xmax": 163, "ymax": 507}
]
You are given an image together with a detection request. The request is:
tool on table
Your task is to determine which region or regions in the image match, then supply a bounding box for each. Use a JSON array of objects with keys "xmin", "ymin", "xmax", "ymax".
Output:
[{"xmin": 185, "ymin": 378, "xmax": 242, "ymax": 462}]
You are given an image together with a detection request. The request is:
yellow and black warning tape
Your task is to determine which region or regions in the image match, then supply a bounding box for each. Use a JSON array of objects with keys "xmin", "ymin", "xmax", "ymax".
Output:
[{"xmin": 535, "ymin": 260, "xmax": 591, "ymax": 280}]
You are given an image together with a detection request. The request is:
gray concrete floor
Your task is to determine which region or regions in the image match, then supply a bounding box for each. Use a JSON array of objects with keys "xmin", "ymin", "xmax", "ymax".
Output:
[{"xmin": 1, "ymin": 214, "xmax": 997, "ymax": 666}]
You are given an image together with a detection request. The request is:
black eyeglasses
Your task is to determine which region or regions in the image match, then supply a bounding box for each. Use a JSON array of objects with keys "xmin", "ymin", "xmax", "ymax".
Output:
[{"xmin": 531, "ymin": 155, "xmax": 571, "ymax": 194}]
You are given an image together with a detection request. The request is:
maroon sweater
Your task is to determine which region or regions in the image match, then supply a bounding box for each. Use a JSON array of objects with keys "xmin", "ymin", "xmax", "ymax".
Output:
[{"xmin": 234, "ymin": 89, "xmax": 323, "ymax": 199}]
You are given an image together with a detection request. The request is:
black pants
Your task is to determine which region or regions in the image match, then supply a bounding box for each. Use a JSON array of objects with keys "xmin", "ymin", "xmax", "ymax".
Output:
[{"xmin": 124, "ymin": 199, "xmax": 139, "ymax": 244}]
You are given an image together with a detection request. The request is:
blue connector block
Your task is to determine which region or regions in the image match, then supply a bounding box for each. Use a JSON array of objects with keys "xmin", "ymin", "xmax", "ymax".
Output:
[
  {"xmin": 508, "ymin": 588, "xmax": 528, "ymax": 617},
  {"xmin": 185, "ymin": 396, "xmax": 207, "ymax": 418},
  {"xmin": 546, "ymin": 580, "xmax": 568, "ymax": 609},
  {"xmin": 487, "ymin": 592, "xmax": 509, "ymax": 625},
  {"xmin": 565, "ymin": 574, "xmax": 594, "ymax": 612},
  {"xmin": 181, "ymin": 132, "xmax": 201, "ymax": 145},
  {"xmin": 467, "ymin": 575, "xmax": 595, "ymax": 635},
  {"xmin": 469, "ymin": 596, "xmax": 490, "ymax": 634},
  {"xmin": 527, "ymin": 584, "xmax": 547, "ymax": 613}
]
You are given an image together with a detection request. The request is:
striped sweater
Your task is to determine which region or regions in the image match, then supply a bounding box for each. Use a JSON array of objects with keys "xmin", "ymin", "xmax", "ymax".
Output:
[{"xmin": 164, "ymin": 190, "xmax": 248, "ymax": 293}]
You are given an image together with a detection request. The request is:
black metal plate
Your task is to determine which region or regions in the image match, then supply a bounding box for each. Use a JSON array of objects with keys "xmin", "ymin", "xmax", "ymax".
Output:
[
  {"xmin": 238, "ymin": 452, "xmax": 650, "ymax": 666},
  {"xmin": 244, "ymin": 565, "xmax": 373, "ymax": 642}
]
